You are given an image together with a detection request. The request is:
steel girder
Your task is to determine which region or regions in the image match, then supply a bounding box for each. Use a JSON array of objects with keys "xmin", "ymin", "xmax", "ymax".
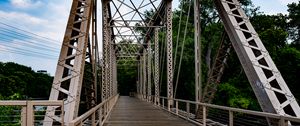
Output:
[
  {"xmin": 139, "ymin": 58, "xmax": 144, "ymax": 97},
  {"xmin": 143, "ymin": 49, "xmax": 147, "ymax": 99},
  {"xmin": 44, "ymin": 0, "xmax": 95, "ymax": 124},
  {"xmin": 102, "ymin": 0, "xmax": 110, "ymax": 101},
  {"xmin": 147, "ymin": 42, "xmax": 152, "ymax": 101},
  {"xmin": 194, "ymin": 0, "xmax": 202, "ymax": 104},
  {"xmin": 215, "ymin": 0, "xmax": 300, "ymax": 119},
  {"xmin": 154, "ymin": 28, "xmax": 160, "ymax": 105},
  {"xmin": 166, "ymin": 0, "xmax": 173, "ymax": 109}
]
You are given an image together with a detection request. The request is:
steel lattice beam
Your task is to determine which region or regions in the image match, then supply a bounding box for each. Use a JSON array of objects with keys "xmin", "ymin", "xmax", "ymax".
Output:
[
  {"xmin": 143, "ymin": 50, "xmax": 147, "ymax": 99},
  {"xmin": 215, "ymin": 0, "xmax": 300, "ymax": 122},
  {"xmin": 102, "ymin": 0, "xmax": 110, "ymax": 101},
  {"xmin": 154, "ymin": 28, "xmax": 160, "ymax": 105},
  {"xmin": 166, "ymin": 0, "xmax": 173, "ymax": 110},
  {"xmin": 147, "ymin": 41, "xmax": 152, "ymax": 101},
  {"xmin": 44, "ymin": 0, "xmax": 94, "ymax": 124}
]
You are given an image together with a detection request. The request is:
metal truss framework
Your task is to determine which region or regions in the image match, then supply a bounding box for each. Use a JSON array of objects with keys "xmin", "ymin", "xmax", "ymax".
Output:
[
  {"xmin": 154, "ymin": 28, "xmax": 160, "ymax": 105},
  {"xmin": 107, "ymin": 0, "xmax": 172, "ymax": 107},
  {"xmin": 43, "ymin": 0, "xmax": 300, "ymax": 124},
  {"xmin": 212, "ymin": 0, "xmax": 300, "ymax": 120},
  {"xmin": 102, "ymin": 0, "xmax": 118, "ymax": 102},
  {"xmin": 165, "ymin": 0, "xmax": 173, "ymax": 109},
  {"xmin": 45, "ymin": 0, "xmax": 97, "ymax": 124}
]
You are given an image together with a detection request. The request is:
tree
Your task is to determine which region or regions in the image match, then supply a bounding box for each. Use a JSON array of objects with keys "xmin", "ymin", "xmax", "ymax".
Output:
[
  {"xmin": 274, "ymin": 47, "xmax": 300, "ymax": 102},
  {"xmin": 288, "ymin": 1, "xmax": 300, "ymax": 49},
  {"xmin": 0, "ymin": 62, "xmax": 53, "ymax": 99}
]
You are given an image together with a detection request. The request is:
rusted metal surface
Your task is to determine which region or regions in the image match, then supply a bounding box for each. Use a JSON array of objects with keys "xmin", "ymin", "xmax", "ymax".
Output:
[{"xmin": 104, "ymin": 96, "xmax": 196, "ymax": 126}]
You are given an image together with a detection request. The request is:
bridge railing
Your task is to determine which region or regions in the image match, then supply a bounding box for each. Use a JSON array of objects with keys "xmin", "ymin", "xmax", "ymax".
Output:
[
  {"xmin": 143, "ymin": 95, "xmax": 300, "ymax": 126},
  {"xmin": 69, "ymin": 94, "xmax": 119, "ymax": 126},
  {"xmin": 0, "ymin": 100, "xmax": 64, "ymax": 126}
]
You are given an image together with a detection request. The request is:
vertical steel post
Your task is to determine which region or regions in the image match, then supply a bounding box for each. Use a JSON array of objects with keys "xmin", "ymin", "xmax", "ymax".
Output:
[
  {"xmin": 147, "ymin": 42, "xmax": 152, "ymax": 101},
  {"xmin": 194, "ymin": 0, "xmax": 202, "ymax": 104},
  {"xmin": 112, "ymin": 48, "xmax": 117, "ymax": 95},
  {"xmin": 143, "ymin": 49, "xmax": 147, "ymax": 100},
  {"xmin": 107, "ymin": 38, "xmax": 111, "ymax": 98},
  {"xmin": 166, "ymin": 0, "xmax": 173, "ymax": 109},
  {"xmin": 91, "ymin": 0, "xmax": 98, "ymax": 105},
  {"xmin": 102, "ymin": 0, "xmax": 109, "ymax": 101},
  {"xmin": 140, "ymin": 57, "xmax": 144, "ymax": 98},
  {"xmin": 154, "ymin": 28, "xmax": 160, "ymax": 105},
  {"xmin": 115, "ymin": 53, "xmax": 118, "ymax": 94},
  {"xmin": 137, "ymin": 61, "xmax": 140, "ymax": 95},
  {"xmin": 110, "ymin": 42, "xmax": 113, "ymax": 97}
]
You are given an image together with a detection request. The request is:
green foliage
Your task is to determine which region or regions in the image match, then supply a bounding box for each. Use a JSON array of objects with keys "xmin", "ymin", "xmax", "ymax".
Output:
[
  {"xmin": 274, "ymin": 47, "xmax": 300, "ymax": 102},
  {"xmin": 0, "ymin": 93, "xmax": 25, "ymax": 125},
  {"xmin": 117, "ymin": 66, "xmax": 137, "ymax": 96},
  {"xmin": 0, "ymin": 62, "xmax": 53, "ymax": 99},
  {"xmin": 288, "ymin": 1, "xmax": 300, "ymax": 48},
  {"xmin": 0, "ymin": 62, "xmax": 53, "ymax": 125}
]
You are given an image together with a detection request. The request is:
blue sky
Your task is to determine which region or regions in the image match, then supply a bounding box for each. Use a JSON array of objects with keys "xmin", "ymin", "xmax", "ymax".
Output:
[
  {"xmin": 251, "ymin": 0, "xmax": 298, "ymax": 14},
  {"xmin": 0, "ymin": 0, "xmax": 298, "ymax": 76}
]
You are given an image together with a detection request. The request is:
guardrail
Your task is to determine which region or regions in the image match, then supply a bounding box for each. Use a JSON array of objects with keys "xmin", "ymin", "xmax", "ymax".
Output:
[
  {"xmin": 140, "ymin": 95, "xmax": 300, "ymax": 126},
  {"xmin": 69, "ymin": 94, "xmax": 119, "ymax": 126},
  {"xmin": 0, "ymin": 100, "xmax": 64, "ymax": 126}
]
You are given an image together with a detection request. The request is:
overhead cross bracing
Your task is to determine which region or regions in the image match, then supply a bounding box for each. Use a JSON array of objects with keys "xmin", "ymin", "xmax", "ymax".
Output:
[{"xmin": 109, "ymin": 0, "xmax": 167, "ymax": 68}]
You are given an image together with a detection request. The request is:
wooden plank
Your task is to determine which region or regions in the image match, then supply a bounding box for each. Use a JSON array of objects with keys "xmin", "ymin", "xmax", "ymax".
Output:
[{"xmin": 104, "ymin": 96, "xmax": 196, "ymax": 126}]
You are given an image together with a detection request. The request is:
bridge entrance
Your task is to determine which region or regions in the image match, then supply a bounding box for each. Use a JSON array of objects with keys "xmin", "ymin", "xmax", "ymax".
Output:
[{"xmin": 1, "ymin": 0, "xmax": 299, "ymax": 125}]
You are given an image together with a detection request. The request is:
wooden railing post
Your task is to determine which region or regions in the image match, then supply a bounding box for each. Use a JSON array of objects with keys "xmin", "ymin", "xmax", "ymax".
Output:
[
  {"xmin": 280, "ymin": 116, "xmax": 288, "ymax": 126},
  {"xmin": 186, "ymin": 102, "xmax": 190, "ymax": 118},
  {"xmin": 26, "ymin": 101, "xmax": 34, "ymax": 126},
  {"xmin": 176, "ymin": 101, "xmax": 179, "ymax": 115},
  {"xmin": 203, "ymin": 106, "xmax": 206, "ymax": 126},
  {"xmin": 229, "ymin": 110, "xmax": 233, "ymax": 126},
  {"xmin": 99, "ymin": 107, "xmax": 102, "ymax": 126},
  {"xmin": 21, "ymin": 106, "xmax": 27, "ymax": 126},
  {"xmin": 162, "ymin": 99, "xmax": 165, "ymax": 108},
  {"xmin": 92, "ymin": 112, "xmax": 96, "ymax": 126},
  {"xmin": 61, "ymin": 101, "xmax": 64, "ymax": 126}
]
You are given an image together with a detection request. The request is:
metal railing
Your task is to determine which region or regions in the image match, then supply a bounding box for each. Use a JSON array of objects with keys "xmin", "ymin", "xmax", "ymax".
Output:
[
  {"xmin": 141, "ymin": 95, "xmax": 300, "ymax": 126},
  {"xmin": 69, "ymin": 94, "xmax": 119, "ymax": 126},
  {"xmin": 0, "ymin": 100, "xmax": 64, "ymax": 126}
]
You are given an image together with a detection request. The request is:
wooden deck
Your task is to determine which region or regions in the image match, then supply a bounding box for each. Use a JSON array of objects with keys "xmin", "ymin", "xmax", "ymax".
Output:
[{"xmin": 104, "ymin": 96, "xmax": 196, "ymax": 126}]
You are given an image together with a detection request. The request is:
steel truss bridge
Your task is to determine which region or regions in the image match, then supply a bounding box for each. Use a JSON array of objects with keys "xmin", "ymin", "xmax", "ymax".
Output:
[{"xmin": 1, "ymin": 0, "xmax": 300, "ymax": 125}]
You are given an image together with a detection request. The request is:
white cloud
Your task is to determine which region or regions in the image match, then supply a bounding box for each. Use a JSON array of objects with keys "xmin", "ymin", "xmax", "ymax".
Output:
[
  {"xmin": 10, "ymin": 0, "xmax": 42, "ymax": 9},
  {"xmin": 0, "ymin": 44, "xmax": 6, "ymax": 50},
  {"xmin": 0, "ymin": 0, "xmax": 72, "ymax": 75},
  {"xmin": 278, "ymin": 0, "xmax": 299, "ymax": 5},
  {"xmin": 0, "ymin": 11, "xmax": 46, "ymax": 26}
]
